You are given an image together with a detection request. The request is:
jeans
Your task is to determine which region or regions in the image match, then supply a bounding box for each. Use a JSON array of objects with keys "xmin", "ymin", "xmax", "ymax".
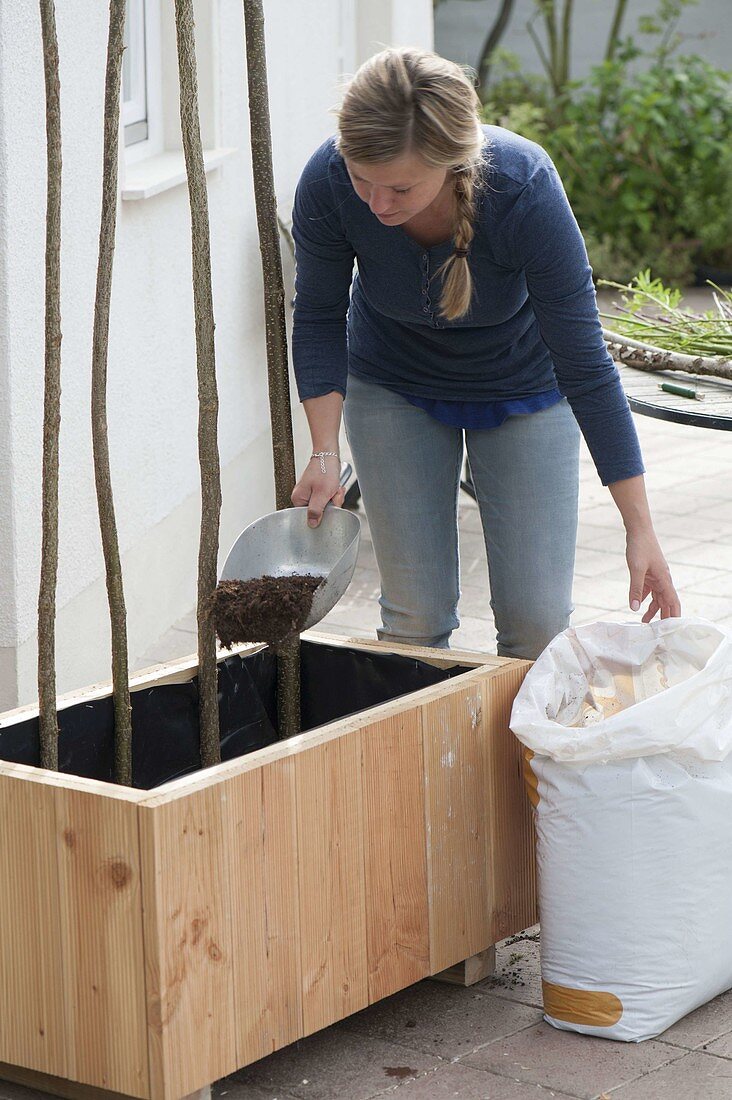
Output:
[{"xmin": 343, "ymin": 372, "xmax": 580, "ymax": 660}]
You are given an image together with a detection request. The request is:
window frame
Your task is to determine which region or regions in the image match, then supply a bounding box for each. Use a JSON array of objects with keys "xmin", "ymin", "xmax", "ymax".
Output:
[{"xmin": 123, "ymin": 0, "xmax": 164, "ymax": 164}]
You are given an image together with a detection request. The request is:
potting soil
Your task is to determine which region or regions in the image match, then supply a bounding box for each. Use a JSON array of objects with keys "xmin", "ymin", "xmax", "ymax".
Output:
[{"xmin": 211, "ymin": 574, "xmax": 324, "ymax": 648}]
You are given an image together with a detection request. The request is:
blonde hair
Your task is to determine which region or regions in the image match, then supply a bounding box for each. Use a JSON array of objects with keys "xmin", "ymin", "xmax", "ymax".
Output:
[{"xmin": 334, "ymin": 47, "xmax": 488, "ymax": 322}]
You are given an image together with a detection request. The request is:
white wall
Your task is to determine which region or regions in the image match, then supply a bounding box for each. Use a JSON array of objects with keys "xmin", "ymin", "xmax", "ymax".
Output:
[{"xmin": 0, "ymin": 0, "xmax": 433, "ymax": 711}]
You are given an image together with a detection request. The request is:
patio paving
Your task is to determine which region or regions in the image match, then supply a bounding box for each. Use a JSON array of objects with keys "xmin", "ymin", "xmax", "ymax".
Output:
[{"xmin": 2, "ymin": 291, "xmax": 728, "ymax": 1100}]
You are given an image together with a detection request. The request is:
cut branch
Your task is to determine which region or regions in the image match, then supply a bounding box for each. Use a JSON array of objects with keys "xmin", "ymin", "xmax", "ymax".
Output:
[
  {"xmin": 38, "ymin": 0, "xmax": 62, "ymax": 770},
  {"xmin": 174, "ymin": 0, "xmax": 223, "ymax": 768},
  {"xmin": 242, "ymin": 0, "xmax": 300, "ymax": 740},
  {"xmin": 603, "ymin": 328, "xmax": 732, "ymax": 380},
  {"xmin": 91, "ymin": 0, "xmax": 133, "ymax": 785}
]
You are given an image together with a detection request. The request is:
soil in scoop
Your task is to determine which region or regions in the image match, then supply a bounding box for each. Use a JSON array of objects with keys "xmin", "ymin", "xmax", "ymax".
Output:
[{"xmin": 211, "ymin": 574, "xmax": 324, "ymax": 648}]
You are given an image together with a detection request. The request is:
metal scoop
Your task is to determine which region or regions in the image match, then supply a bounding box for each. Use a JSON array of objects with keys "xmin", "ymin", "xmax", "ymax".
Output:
[{"xmin": 218, "ymin": 464, "xmax": 361, "ymax": 631}]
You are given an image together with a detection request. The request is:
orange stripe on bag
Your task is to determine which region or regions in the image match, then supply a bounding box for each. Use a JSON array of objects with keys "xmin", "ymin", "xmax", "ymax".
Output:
[
  {"xmin": 542, "ymin": 980, "xmax": 623, "ymax": 1027},
  {"xmin": 522, "ymin": 746, "xmax": 539, "ymax": 808}
]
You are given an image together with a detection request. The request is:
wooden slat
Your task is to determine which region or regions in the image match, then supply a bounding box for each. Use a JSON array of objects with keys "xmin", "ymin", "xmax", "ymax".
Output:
[
  {"xmin": 295, "ymin": 734, "xmax": 368, "ymax": 1035},
  {"xmin": 312, "ymin": 633, "xmax": 507, "ymax": 669},
  {"xmin": 422, "ymin": 677, "xmax": 490, "ymax": 974},
  {"xmin": 482, "ymin": 662, "xmax": 538, "ymax": 941},
  {"xmin": 0, "ymin": 775, "xmax": 66, "ymax": 1077},
  {"xmin": 361, "ymin": 713, "xmax": 430, "ymax": 1002},
  {"xmin": 227, "ymin": 758, "xmax": 302, "ymax": 1064},
  {"xmin": 138, "ymin": 788, "xmax": 236, "ymax": 1100},
  {"xmin": 141, "ymin": 663, "xmax": 504, "ymax": 805},
  {"xmin": 54, "ymin": 789, "xmax": 148, "ymax": 1097},
  {"xmin": 0, "ymin": 761, "xmax": 146, "ymax": 800}
]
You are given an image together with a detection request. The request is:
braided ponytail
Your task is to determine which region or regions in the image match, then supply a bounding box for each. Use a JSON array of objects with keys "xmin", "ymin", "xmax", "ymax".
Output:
[
  {"xmin": 433, "ymin": 164, "xmax": 482, "ymax": 321},
  {"xmin": 335, "ymin": 47, "xmax": 489, "ymax": 322}
]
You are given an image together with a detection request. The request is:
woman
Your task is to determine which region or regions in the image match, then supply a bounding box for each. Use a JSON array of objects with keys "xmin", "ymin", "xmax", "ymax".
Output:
[{"xmin": 290, "ymin": 46, "xmax": 680, "ymax": 659}]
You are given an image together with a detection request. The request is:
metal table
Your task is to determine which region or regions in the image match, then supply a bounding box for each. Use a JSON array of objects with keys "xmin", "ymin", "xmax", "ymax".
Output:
[{"xmin": 618, "ymin": 362, "xmax": 732, "ymax": 431}]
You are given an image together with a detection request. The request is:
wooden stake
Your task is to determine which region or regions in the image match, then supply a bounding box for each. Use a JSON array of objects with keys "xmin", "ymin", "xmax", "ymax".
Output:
[
  {"xmin": 242, "ymin": 0, "xmax": 300, "ymax": 739},
  {"xmin": 173, "ymin": 0, "xmax": 223, "ymax": 768},
  {"xmin": 38, "ymin": 0, "xmax": 62, "ymax": 770},
  {"xmin": 91, "ymin": 0, "xmax": 132, "ymax": 784}
]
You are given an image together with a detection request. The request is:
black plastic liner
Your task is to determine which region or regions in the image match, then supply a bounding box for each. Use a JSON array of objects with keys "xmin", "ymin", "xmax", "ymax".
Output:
[{"xmin": 0, "ymin": 640, "xmax": 471, "ymax": 790}]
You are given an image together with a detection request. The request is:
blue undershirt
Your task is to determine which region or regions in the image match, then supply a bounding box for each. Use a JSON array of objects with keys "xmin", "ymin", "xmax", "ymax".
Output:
[{"xmin": 399, "ymin": 386, "xmax": 564, "ymax": 429}]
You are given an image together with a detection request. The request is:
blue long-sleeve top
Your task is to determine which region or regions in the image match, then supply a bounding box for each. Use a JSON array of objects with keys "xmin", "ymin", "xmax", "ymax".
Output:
[{"xmin": 291, "ymin": 124, "xmax": 645, "ymax": 486}]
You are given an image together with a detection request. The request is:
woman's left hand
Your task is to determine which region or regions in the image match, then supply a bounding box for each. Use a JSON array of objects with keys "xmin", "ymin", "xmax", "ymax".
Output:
[{"xmin": 626, "ymin": 528, "xmax": 681, "ymax": 622}]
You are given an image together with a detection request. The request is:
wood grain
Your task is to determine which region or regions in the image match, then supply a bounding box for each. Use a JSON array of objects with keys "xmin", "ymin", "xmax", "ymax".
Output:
[
  {"xmin": 138, "ymin": 786, "xmax": 236, "ymax": 1100},
  {"xmin": 227, "ymin": 758, "xmax": 302, "ymax": 1064},
  {"xmin": 295, "ymin": 734, "xmax": 368, "ymax": 1034},
  {"xmin": 55, "ymin": 788, "xmax": 148, "ymax": 1096},
  {"xmin": 361, "ymin": 712, "xmax": 430, "ymax": 1001}
]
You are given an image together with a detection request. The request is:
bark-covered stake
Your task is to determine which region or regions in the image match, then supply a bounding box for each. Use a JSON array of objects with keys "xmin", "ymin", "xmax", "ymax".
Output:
[
  {"xmin": 242, "ymin": 0, "xmax": 301, "ymax": 739},
  {"xmin": 174, "ymin": 0, "xmax": 223, "ymax": 768},
  {"xmin": 38, "ymin": 0, "xmax": 62, "ymax": 770},
  {"xmin": 91, "ymin": 0, "xmax": 133, "ymax": 785}
]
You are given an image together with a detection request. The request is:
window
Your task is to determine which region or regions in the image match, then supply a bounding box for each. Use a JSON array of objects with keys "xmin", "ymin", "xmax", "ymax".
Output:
[
  {"xmin": 122, "ymin": 0, "xmax": 163, "ymax": 164},
  {"xmin": 122, "ymin": 0, "xmax": 148, "ymax": 146},
  {"xmin": 120, "ymin": 0, "xmax": 236, "ymax": 199}
]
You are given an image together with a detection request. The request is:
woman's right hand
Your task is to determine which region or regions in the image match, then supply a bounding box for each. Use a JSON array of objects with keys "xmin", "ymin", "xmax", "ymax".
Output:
[{"xmin": 291, "ymin": 455, "xmax": 345, "ymax": 527}]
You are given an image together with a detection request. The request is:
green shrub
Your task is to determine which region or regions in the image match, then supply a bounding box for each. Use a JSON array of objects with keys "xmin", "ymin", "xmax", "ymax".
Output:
[{"xmin": 480, "ymin": 30, "xmax": 732, "ymax": 282}]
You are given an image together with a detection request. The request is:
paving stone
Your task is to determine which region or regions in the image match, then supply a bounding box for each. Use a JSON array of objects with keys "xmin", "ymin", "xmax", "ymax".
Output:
[
  {"xmin": 573, "ymin": 548, "xmax": 625, "ymax": 578},
  {"xmin": 695, "ymin": 499, "xmax": 732, "ymax": 525},
  {"xmin": 658, "ymin": 987, "xmax": 732, "ymax": 1051},
  {"xmin": 578, "ymin": 480, "xmax": 613, "ymax": 505},
  {"xmin": 571, "ymin": 577, "xmax": 631, "ymax": 611},
  {"xmin": 703, "ymin": 1029, "xmax": 732, "ymax": 1058},
  {"xmin": 339, "ymin": 978, "xmax": 542, "ymax": 1060},
  {"xmin": 602, "ymin": 560, "xmax": 726, "ymax": 592},
  {"xmin": 459, "ymin": 584, "xmax": 494, "ymax": 620},
  {"xmin": 576, "ymin": 504, "xmax": 622, "ymax": 529},
  {"xmin": 571, "ymin": 606, "xmax": 629, "ymax": 626},
  {"xmin": 459, "ymin": 506, "xmax": 488, "ymax": 534},
  {"xmin": 664, "ymin": 589, "xmax": 732, "ymax": 621},
  {"xmin": 478, "ymin": 927, "xmax": 543, "ymax": 1010},
  {"xmin": 576, "ymin": 526, "xmax": 628, "ymax": 554},
  {"xmin": 606, "ymin": 1050, "xmax": 732, "ymax": 1098},
  {"xmin": 223, "ymin": 1025, "xmax": 442, "ymax": 1100},
  {"xmin": 684, "ymin": 570, "xmax": 732, "ymax": 597},
  {"xmin": 215, "ymin": 1079, "xmax": 298, "ymax": 1100},
  {"xmin": 667, "ymin": 539, "xmax": 732, "ymax": 571},
  {"xmin": 462, "ymin": 1022, "xmax": 684, "ymax": 1099},
  {"xmin": 678, "ymin": 475, "xmax": 732, "ymax": 500},
  {"xmin": 654, "ymin": 512, "xmax": 732, "ymax": 545},
  {"xmin": 0, "ymin": 1083, "xmax": 71, "ymax": 1100},
  {"xmin": 452, "ymin": 616, "xmax": 497, "ymax": 652},
  {"xmin": 320, "ymin": 598, "xmax": 383, "ymax": 633},
  {"xmin": 373, "ymin": 1060, "xmax": 576, "ymax": 1098},
  {"xmin": 653, "ymin": 533, "xmax": 715, "ymax": 558}
]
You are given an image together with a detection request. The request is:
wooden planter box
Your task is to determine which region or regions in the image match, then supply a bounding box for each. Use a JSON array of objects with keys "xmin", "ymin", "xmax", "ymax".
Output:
[{"xmin": 0, "ymin": 633, "xmax": 535, "ymax": 1100}]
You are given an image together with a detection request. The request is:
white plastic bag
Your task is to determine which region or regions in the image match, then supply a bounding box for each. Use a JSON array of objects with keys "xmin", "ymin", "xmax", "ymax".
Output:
[{"xmin": 510, "ymin": 617, "xmax": 732, "ymax": 1042}]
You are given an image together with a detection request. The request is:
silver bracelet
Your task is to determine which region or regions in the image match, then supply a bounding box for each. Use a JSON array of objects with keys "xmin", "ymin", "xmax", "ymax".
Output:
[{"xmin": 311, "ymin": 450, "xmax": 339, "ymax": 475}]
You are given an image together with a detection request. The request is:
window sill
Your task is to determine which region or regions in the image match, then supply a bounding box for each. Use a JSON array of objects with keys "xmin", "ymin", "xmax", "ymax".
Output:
[{"xmin": 121, "ymin": 147, "xmax": 238, "ymax": 201}]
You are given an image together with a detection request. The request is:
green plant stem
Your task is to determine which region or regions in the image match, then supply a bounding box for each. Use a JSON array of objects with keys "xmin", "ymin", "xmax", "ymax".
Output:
[
  {"xmin": 605, "ymin": 0, "xmax": 628, "ymax": 62},
  {"xmin": 560, "ymin": 0, "xmax": 573, "ymax": 88},
  {"xmin": 478, "ymin": 0, "xmax": 516, "ymax": 92}
]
